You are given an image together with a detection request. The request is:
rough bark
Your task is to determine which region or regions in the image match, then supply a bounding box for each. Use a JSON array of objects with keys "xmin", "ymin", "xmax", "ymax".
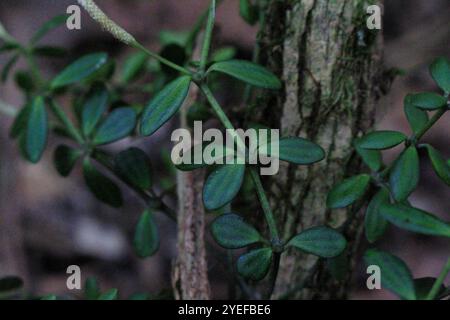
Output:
[
  {"xmin": 252, "ymin": 0, "xmax": 385, "ymax": 299},
  {"xmin": 172, "ymin": 82, "xmax": 211, "ymax": 300}
]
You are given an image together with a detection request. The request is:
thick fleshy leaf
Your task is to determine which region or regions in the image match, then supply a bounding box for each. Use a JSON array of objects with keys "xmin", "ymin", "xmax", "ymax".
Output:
[
  {"xmin": 211, "ymin": 47, "xmax": 236, "ymax": 63},
  {"xmin": 81, "ymin": 85, "xmax": 109, "ymax": 137},
  {"xmin": 364, "ymin": 188, "xmax": 390, "ymax": 243},
  {"xmin": 364, "ymin": 249, "xmax": 416, "ymax": 300},
  {"xmin": 414, "ymin": 277, "xmax": 446, "ymax": 300},
  {"xmin": 354, "ymin": 138, "xmax": 382, "ymax": 172},
  {"xmin": 115, "ymin": 147, "xmax": 152, "ymax": 191},
  {"xmin": 410, "ymin": 92, "xmax": 447, "ymax": 110},
  {"xmin": 98, "ymin": 289, "xmax": 118, "ymax": 300},
  {"xmin": 326, "ymin": 174, "xmax": 371, "ymax": 209},
  {"xmin": 10, "ymin": 104, "xmax": 31, "ymax": 139},
  {"xmin": 92, "ymin": 107, "xmax": 136, "ymax": 145},
  {"xmin": 133, "ymin": 210, "xmax": 159, "ymax": 258},
  {"xmin": 30, "ymin": 14, "xmax": 68, "ymax": 44},
  {"xmin": 207, "ymin": 60, "xmax": 281, "ymax": 89},
  {"xmin": 83, "ymin": 159, "xmax": 123, "ymax": 208},
  {"xmin": 51, "ymin": 53, "xmax": 108, "ymax": 89},
  {"xmin": 259, "ymin": 137, "xmax": 325, "ymax": 165},
  {"xmin": 380, "ymin": 203, "xmax": 450, "ymax": 238},
  {"xmin": 430, "ymin": 57, "xmax": 450, "ymax": 93},
  {"xmin": 210, "ymin": 213, "xmax": 262, "ymax": 249},
  {"xmin": 1, "ymin": 53, "xmax": 19, "ymax": 82},
  {"xmin": 203, "ymin": 164, "xmax": 245, "ymax": 210},
  {"xmin": 358, "ymin": 131, "xmax": 407, "ymax": 150},
  {"xmin": 121, "ymin": 52, "xmax": 148, "ymax": 83},
  {"xmin": 237, "ymin": 248, "xmax": 272, "ymax": 281},
  {"xmin": 287, "ymin": 226, "xmax": 347, "ymax": 258},
  {"xmin": 389, "ymin": 146, "xmax": 419, "ymax": 202},
  {"xmin": 404, "ymin": 94, "xmax": 429, "ymax": 134},
  {"xmin": 424, "ymin": 145, "xmax": 450, "ymax": 186},
  {"xmin": 25, "ymin": 97, "xmax": 48, "ymax": 163},
  {"xmin": 239, "ymin": 0, "xmax": 258, "ymax": 25},
  {"xmin": 85, "ymin": 277, "xmax": 100, "ymax": 300},
  {"xmin": 140, "ymin": 76, "xmax": 191, "ymax": 136},
  {"xmin": 53, "ymin": 145, "xmax": 82, "ymax": 177}
]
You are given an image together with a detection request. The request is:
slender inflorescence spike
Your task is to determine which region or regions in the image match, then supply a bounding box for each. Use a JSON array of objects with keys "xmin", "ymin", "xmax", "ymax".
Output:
[{"xmin": 77, "ymin": 0, "xmax": 136, "ymax": 45}]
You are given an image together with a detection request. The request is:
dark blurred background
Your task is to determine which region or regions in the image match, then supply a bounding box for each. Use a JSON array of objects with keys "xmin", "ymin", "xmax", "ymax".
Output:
[{"xmin": 0, "ymin": 0, "xmax": 449, "ymax": 299}]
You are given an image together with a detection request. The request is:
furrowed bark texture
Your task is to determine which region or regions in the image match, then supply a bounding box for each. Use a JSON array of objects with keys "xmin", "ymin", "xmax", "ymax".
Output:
[
  {"xmin": 253, "ymin": 0, "xmax": 385, "ymax": 299},
  {"xmin": 172, "ymin": 83, "xmax": 211, "ymax": 300}
]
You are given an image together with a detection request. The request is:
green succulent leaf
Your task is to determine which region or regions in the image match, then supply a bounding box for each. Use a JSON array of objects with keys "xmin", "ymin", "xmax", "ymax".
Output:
[
  {"xmin": 25, "ymin": 97, "xmax": 48, "ymax": 163},
  {"xmin": 326, "ymin": 174, "xmax": 371, "ymax": 209},
  {"xmin": 51, "ymin": 52, "xmax": 108, "ymax": 89},
  {"xmin": 259, "ymin": 137, "xmax": 325, "ymax": 165},
  {"xmin": 121, "ymin": 52, "xmax": 148, "ymax": 83},
  {"xmin": 424, "ymin": 144, "xmax": 450, "ymax": 186},
  {"xmin": 81, "ymin": 85, "xmax": 109, "ymax": 137},
  {"xmin": 210, "ymin": 213, "xmax": 262, "ymax": 249},
  {"xmin": 10, "ymin": 104, "xmax": 31, "ymax": 139},
  {"xmin": 115, "ymin": 147, "xmax": 152, "ymax": 191},
  {"xmin": 41, "ymin": 294, "xmax": 57, "ymax": 300},
  {"xmin": 207, "ymin": 60, "xmax": 281, "ymax": 89},
  {"xmin": 140, "ymin": 76, "xmax": 191, "ymax": 136},
  {"xmin": 85, "ymin": 277, "xmax": 101, "ymax": 300},
  {"xmin": 354, "ymin": 138, "xmax": 382, "ymax": 172},
  {"xmin": 92, "ymin": 107, "xmax": 137, "ymax": 145},
  {"xmin": 410, "ymin": 92, "xmax": 447, "ymax": 110},
  {"xmin": 380, "ymin": 203, "xmax": 450, "ymax": 238},
  {"xmin": 287, "ymin": 226, "xmax": 347, "ymax": 258},
  {"xmin": 237, "ymin": 248, "xmax": 272, "ymax": 281},
  {"xmin": 83, "ymin": 159, "xmax": 123, "ymax": 208},
  {"xmin": 414, "ymin": 277, "xmax": 446, "ymax": 300},
  {"xmin": 239, "ymin": 0, "xmax": 258, "ymax": 25},
  {"xmin": 364, "ymin": 188, "xmax": 390, "ymax": 243},
  {"xmin": 389, "ymin": 146, "xmax": 419, "ymax": 202},
  {"xmin": 1, "ymin": 53, "xmax": 19, "ymax": 82},
  {"xmin": 134, "ymin": 210, "xmax": 159, "ymax": 258},
  {"xmin": 211, "ymin": 47, "xmax": 237, "ymax": 63},
  {"xmin": 429, "ymin": 57, "xmax": 450, "ymax": 93},
  {"xmin": 53, "ymin": 145, "xmax": 82, "ymax": 177},
  {"xmin": 364, "ymin": 249, "xmax": 416, "ymax": 300},
  {"xmin": 203, "ymin": 164, "xmax": 245, "ymax": 210},
  {"xmin": 358, "ymin": 131, "xmax": 407, "ymax": 150},
  {"xmin": 30, "ymin": 14, "xmax": 68, "ymax": 44},
  {"xmin": 404, "ymin": 94, "xmax": 429, "ymax": 134},
  {"xmin": 98, "ymin": 288, "xmax": 118, "ymax": 300}
]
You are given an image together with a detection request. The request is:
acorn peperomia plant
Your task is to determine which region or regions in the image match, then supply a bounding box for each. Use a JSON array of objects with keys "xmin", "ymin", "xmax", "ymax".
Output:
[
  {"xmin": 0, "ymin": 0, "xmax": 449, "ymax": 300},
  {"xmin": 327, "ymin": 56, "xmax": 450, "ymax": 300}
]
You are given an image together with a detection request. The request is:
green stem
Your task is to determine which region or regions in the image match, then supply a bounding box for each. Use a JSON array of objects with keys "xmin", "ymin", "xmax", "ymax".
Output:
[
  {"xmin": 426, "ymin": 257, "xmax": 450, "ymax": 300},
  {"xmin": 200, "ymin": 82, "xmax": 280, "ymax": 243},
  {"xmin": 415, "ymin": 107, "xmax": 447, "ymax": 141},
  {"xmin": 24, "ymin": 49, "xmax": 44, "ymax": 88},
  {"xmin": 47, "ymin": 99, "xmax": 84, "ymax": 144},
  {"xmin": 249, "ymin": 168, "xmax": 280, "ymax": 243},
  {"xmin": 133, "ymin": 42, "xmax": 192, "ymax": 76},
  {"xmin": 199, "ymin": 0, "xmax": 216, "ymax": 73}
]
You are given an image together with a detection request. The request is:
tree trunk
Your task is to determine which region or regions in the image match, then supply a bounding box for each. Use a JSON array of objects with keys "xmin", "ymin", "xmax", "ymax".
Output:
[
  {"xmin": 252, "ymin": 0, "xmax": 386, "ymax": 299},
  {"xmin": 172, "ymin": 81, "xmax": 211, "ymax": 300}
]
